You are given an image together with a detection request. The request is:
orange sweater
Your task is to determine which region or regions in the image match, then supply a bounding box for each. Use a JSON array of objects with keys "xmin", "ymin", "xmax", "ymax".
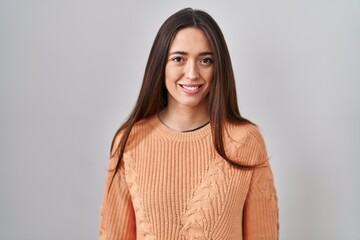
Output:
[{"xmin": 99, "ymin": 115, "xmax": 279, "ymax": 239}]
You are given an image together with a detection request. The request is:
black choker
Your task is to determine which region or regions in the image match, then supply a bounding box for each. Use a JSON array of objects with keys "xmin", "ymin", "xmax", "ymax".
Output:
[{"xmin": 182, "ymin": 121, "xmax": 210, "ymax": 132}]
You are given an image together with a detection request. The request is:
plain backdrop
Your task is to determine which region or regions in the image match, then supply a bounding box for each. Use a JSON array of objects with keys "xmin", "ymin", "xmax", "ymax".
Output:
[{"xmin": 1, "ymin": 0, "xmax": 359, "ymax": 239}]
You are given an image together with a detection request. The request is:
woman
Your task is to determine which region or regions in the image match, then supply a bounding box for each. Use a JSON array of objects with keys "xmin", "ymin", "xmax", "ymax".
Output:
[{"xmin": 100, "ymin": 8, "xmax": 279, "ymax": 240}]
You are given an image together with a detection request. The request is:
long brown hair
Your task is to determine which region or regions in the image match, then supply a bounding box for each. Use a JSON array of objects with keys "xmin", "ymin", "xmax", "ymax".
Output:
[{"xmin": 110, "ymin": 8, "xmax": 256, "ymax": 181}]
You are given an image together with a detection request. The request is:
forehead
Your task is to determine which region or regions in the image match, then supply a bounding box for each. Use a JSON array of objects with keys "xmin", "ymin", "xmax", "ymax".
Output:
[{"xmin": 168, "ymin": 27, "xmax": 213, "ymax": 52}]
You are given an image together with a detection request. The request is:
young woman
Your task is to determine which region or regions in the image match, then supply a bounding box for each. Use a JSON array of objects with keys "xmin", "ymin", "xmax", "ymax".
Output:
[{"xmin": 100, "ymin": 8, "xmax": 279, "ymax": 240}]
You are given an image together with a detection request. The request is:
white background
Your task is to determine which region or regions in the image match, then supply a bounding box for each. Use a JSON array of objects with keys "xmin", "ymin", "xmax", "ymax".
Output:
[{"xmin": 1, "ymin": 0, "xmax": 359, "ymax": 239}]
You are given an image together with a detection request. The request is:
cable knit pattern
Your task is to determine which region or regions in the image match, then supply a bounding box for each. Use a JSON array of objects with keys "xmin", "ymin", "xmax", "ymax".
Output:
[
  {"xmin": 180, "ymin": 157, "xmax": 232, "ymax": 239},
  {"xmin": 99, "ymin": 115, "xmax": 279, "ymax": 240},
  {"xmin": 124, "ymin": 153, "xmax": 156, "ymax": 240}
]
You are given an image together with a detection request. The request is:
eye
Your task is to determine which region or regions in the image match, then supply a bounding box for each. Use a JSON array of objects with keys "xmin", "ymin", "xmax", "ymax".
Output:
[
  {"xmin": 200, "ymin": 58, "xmax": 213, "ymax": 65},
  {"xmin": 171, "ymin": 56, "xmax": 184, "ymax": 63}
]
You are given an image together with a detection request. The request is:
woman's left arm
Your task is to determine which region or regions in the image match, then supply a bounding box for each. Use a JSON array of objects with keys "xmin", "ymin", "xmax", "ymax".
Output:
[{"xmin": 242, "ymin": 161, "xmax": 279, "ymax": 239}]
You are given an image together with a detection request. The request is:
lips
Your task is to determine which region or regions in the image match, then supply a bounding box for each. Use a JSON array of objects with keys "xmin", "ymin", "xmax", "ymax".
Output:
[{"xmin": 179, "ymin": 84, "xmax": 204, "ymax": 94}]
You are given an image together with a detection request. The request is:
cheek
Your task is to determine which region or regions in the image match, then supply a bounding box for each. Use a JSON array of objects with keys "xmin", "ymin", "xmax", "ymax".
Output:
[
  {"xmin": 165, "ymin": 67, "xmax": 182, "ymax": 85},
  {"xmin": 165, "ymin": 67, "xmax": 179, "ymax": 91},
  {"xmin": 204, "ymin": 69, "xmax": 214, "ymax": 83},
  {"xmin": 165, "ymin": 66, "xmax": 176, "ymax": 85}
]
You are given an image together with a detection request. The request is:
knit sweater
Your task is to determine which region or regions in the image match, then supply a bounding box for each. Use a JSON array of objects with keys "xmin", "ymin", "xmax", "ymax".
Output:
[{"xmin": 99, "ymin": 115, "xmax": 279, "ymax": 240}]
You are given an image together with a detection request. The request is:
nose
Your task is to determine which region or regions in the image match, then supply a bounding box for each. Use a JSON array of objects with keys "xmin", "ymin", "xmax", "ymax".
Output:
[{"xmin": 184, "ymin": 60, "xmax": 199, "ymax": 80}]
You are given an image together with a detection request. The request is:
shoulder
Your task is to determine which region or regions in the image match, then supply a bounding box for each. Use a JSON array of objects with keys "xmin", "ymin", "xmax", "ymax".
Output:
[
  {"xmin": 115, "ymin": 115, "xmax": 158, "ymax": 151},
  {"xmin": 223, "ymin": 122, "xmax": 268, "ymax": 166},
  {"xmin": 128, "ymin": 116, "xmax": 156, "ymax": 139},
  {"xmin": 224, "ymin": 122, "xmax": 265, "ymax": 147}
]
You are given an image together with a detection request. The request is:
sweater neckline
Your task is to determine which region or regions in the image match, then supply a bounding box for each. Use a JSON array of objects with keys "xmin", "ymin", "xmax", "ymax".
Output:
[{"xmin": 149, "ymin": 114, "xmax": 211, "ymax": 140}]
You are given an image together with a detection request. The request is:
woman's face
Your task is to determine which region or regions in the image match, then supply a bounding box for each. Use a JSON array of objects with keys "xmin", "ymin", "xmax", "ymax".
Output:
[{"xmin": 165, "ymin": 27, "xmax": 214, "ymax": 110}]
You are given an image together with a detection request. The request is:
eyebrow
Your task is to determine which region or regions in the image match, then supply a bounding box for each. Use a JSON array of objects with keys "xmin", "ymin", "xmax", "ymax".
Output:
[{"xmin": 168, "ymin": 51, "xmax": 214, "ymax": 56}]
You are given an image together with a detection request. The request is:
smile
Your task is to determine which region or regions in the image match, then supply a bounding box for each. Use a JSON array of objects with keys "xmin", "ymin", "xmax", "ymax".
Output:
[{"xmin": 179, "ymin": 84, "xmax": 204, "ymax": 94}]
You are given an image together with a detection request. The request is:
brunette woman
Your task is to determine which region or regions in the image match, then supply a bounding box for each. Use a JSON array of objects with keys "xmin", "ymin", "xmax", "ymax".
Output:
[{"xmin": 99, "ymin": 8, "xmax": 279, "ymax": 240}]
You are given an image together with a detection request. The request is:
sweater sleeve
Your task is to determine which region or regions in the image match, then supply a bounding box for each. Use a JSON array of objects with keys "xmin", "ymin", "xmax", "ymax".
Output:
[
  {"xmin": 99, "ymin": 147, "xmax": 136, "ymax": 239},
  {"xmin": 242, "ymin": 156, "xmax": 279, "ymax": 239}
]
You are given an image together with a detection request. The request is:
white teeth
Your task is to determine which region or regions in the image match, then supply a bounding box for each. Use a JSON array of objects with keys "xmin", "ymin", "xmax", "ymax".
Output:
[{"xmin": 182, "ymin": 85, "xmax": 200, "ymax": 90}]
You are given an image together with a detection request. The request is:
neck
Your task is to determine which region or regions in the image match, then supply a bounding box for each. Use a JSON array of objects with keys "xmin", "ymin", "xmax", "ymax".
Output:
[{"xmin": 159, "ymin": 105, "xmax": 210, "ymax": 132}]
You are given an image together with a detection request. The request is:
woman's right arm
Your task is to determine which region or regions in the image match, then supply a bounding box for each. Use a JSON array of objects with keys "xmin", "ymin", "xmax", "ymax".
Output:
[{"xmin": 99, "ymin": 137, "xmax": 136, "ymax": 240}]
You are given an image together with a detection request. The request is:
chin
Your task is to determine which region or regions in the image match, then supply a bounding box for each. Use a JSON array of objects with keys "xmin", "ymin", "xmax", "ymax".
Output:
[{"xmin": 180, "ymin": 99, "xmax": 207, "ymax": 108}]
